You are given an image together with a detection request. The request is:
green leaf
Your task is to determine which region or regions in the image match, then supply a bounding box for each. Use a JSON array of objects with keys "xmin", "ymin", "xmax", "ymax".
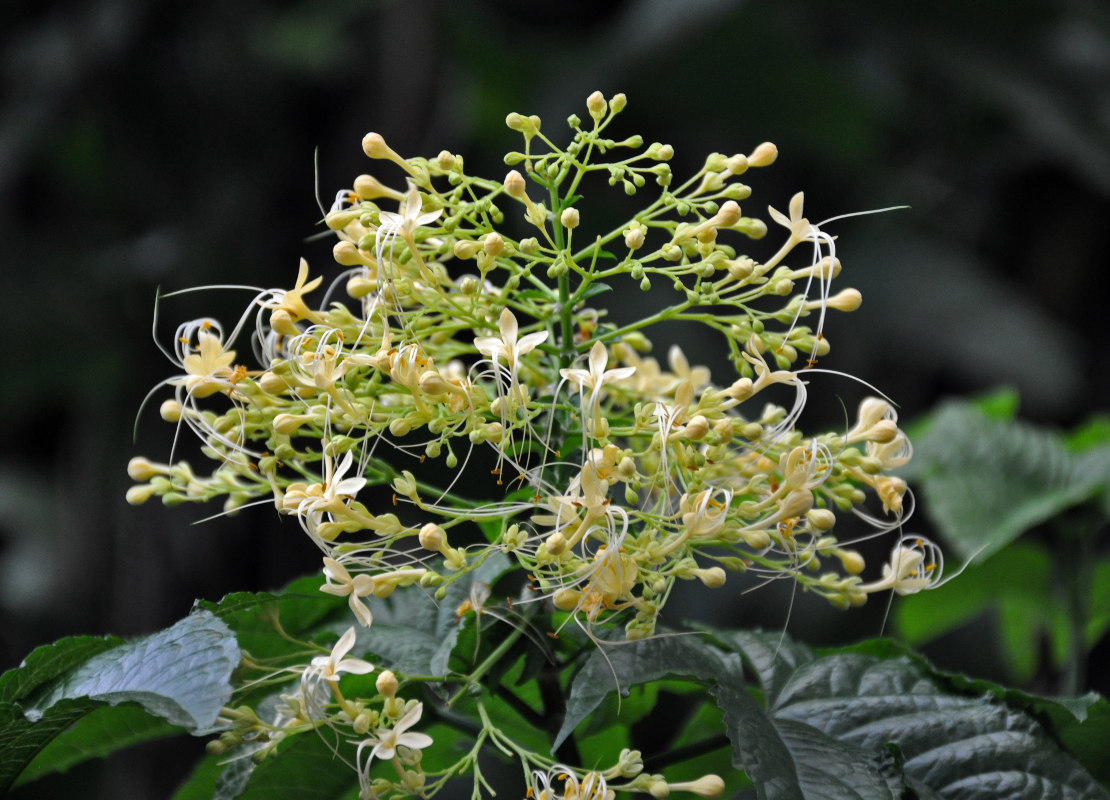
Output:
[
  {"xmin": 899, "ymin": 399, "xmax": 1100, "ymax": 560},
  {"xmin": 24, "ymin": 610, "xmax": 239, "ymax": 731},
  {"xmin": 234, "ymin": 733, "xmax": 360, "ymax": 800},
  {"xmin": 365, "ymin": 552, "xmax": 513, "ymax": 677},
  {"xmin": 714, "ymin": 632, "xmax": 1110, "ymax": 799},
  {"xmin": 559, "ymin": 634, "xmax": 905, "ymax": 800},
  {"xmin": 198, "ymin": 574, "xmax": 344, "ymax": 661},
  {"xmin": 15, "ymin": 704, "xmax": 180, "ymax": 786},
  {"xmin": 0, "ymin": 635, "xmax": 123, "ymax": 703},
  {"xmin": 0, "ymin": 610, "xmax": 239, "ymax": 792}
]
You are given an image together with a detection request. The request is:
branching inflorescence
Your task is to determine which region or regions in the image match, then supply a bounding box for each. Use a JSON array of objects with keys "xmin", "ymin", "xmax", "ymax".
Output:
[{"xmin": 128, "ymin": 91, "xmax": 934, "ymax": 798}]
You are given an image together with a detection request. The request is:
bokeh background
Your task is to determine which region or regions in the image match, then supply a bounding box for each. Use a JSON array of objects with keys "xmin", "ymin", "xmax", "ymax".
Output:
[{"xmin": 3, "ymin": 0, "xmax": 1109, "ymax": 797}]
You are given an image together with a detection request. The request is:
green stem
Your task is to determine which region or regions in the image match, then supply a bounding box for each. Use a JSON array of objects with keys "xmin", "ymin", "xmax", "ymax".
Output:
[
  {"xmin": 1058, "ymin": 514, "xmax": 1099, "ymax": 695},
  {"xmin": 447, "ymin": 620, "xmax": 527, "ymax": 707}
]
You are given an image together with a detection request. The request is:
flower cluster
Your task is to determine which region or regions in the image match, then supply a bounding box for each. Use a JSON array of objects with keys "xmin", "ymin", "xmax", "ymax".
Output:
[{"xmin": 128, "ymin": 91, "xmax": 934, "ymax": 797}]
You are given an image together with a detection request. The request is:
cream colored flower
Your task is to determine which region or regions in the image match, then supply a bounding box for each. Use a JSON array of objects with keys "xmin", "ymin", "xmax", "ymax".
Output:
[{"xmin": 319, "ymin": 557, "xmax": 376, "ymax": 628}]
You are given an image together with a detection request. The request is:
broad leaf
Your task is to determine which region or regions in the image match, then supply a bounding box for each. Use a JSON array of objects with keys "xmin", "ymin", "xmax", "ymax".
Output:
[
  {"xmin": 559, "ymin": 634, "xmax": 905, "ymax": 800},
  {"xmin": 365, "ymin": 552, "xmax": 512, "ymax": 677},
  {"xmin": 900, "ymin": 398, "xmax": 1103, "ymax": 559},
  {"xmin": 715, "ymin": 632, "xmax": 1109, "ymax": 799},
  {"xmin": 0, "ymin": 610, "xmax": 239, "ymax": 792},
  {"xmin": 24, "ymin": 610, "xmax": 239, "ymax": 731}
]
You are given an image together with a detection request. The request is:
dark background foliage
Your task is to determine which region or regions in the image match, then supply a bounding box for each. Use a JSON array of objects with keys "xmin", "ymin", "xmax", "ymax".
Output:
[{"xmin": 2, "ymin": 0, "xmax": 1108, "ymax": 796}]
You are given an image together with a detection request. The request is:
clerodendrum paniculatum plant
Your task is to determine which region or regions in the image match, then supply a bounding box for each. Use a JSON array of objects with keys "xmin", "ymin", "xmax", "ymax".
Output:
[
  {"xmin": 127, "ymin": 89, "xmax": 928, "ymax": 793},
  {"xmin": 11, "ymin": 91, "xmax": 1099, "ymax": 799}
]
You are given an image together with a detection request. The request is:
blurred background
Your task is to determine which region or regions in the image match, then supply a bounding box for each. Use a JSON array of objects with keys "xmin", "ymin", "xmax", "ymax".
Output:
[{"xmin": 3, "ymin": 0, "xmax": 1109, "ymax": 796}]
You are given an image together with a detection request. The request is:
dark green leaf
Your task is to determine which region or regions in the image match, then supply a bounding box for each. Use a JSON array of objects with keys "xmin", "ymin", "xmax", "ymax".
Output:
[
  {"xmin": 899, "ymin": 399, "xmax": 1099, "ymax": 560},
  {"xmin": 365, "ymin": 552, "xmax": 513, "ymax": 677},
  {"xmin": 0, "ymin": 635, "xmax": 123, "ymax": 703},
  {"xmin": 730, "ymin": 635, "xmax": 1110, "ymax": 800},
  {"xmin": 15, "ymin": 704, "xmax": 180, "ymax": 786},
  {"xmin": 24, "ymin": 610, "xmax": 239, "ymax": 732}
]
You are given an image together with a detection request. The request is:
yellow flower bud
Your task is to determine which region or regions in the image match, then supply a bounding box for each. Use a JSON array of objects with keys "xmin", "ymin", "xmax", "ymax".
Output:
[
  {"xmin": 553, "ymin": 588, "xmax": 581, "ymax": 610},
  {"xmin": 624, "ymin": 225, "xmax": 646, "ymax": 250},
  {"xmin": 746, "ymin": 141, "xmax": 778, "ymax": 167},
  {"xmin": 353, "ymin": 173, "xmax": 401, "ymax": 200},
  {"xmin": 483, "ymin": 232, "xmax": 505, "ymax": 256},
  {"xmin": 560, "ymin": 207, "xmax": 580, "ymax": 229},
  {"xmin": 362, "ymin": 132, "xmax": 396, "ymax": 160},
  {"xmin": 826, "ymin": 287, "xmax": 863, "ymax": 311},
  {"xmin": 376, "ymin": 669, "xmax": 399, "ymax": 698},
  {"xmin": 128, "ymin": 457, "xmax": 168, "ymax": 481},
  {"xmin": 806, "ymin": 508, "xmax": 836, "ymax": 531},
  {"xmin": 419, "ymin": 523, "xmax": 447, "ymax": 552},
  {"xmin": 586, "ymin": 90, "xmax": 607, "ymax": 120},
  {"xmin": 159, "ymin": 399, "xmax": 182, "ymax": 422},
  {"xmin": 504, "ymin": 169, "xmax": 527, "ymax": 198},
  {"xmin": 694, "ymin": 567, "xmax": 727, "ymax": 588},
  {"xmin": 667, "ymin": 774, "xmax": 725, "ymax": 798},
  {"xmin": 126, "ymin": 484, "xmax": 157, "ymax": 505},
  {"xmin": 453, "ymin": 240, "xmax": 481, "ymax": 259},
  {"xmin": 333, "ymin": 240, "xmax": 364, "ymax": 266}
]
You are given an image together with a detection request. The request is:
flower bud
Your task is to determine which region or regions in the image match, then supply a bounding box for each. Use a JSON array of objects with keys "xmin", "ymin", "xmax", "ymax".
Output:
[
  {"xmin": 503, "ymin": 169, "xmax": 526, "ymax": 198},
  {"xmin": 586, "ymin": 90, "xmax": 607, "ymax": 120},
  {"xmin": 546, "ymin": 531, "xmax": 567, "ymax": 555},
  {"xmin": 128, "ymin": 457, "xmax": 168, "ymax": 481},
  {"xmin": 746, "ymin": 141, "xmax": 778, "ymax": 167},
  {"xmin": 552, "ymin": 588, "xmax": 581, "ymax": 610},
  {"xmin": 483, "ymin": 232, "xmax": 505, "ymax": 256},
  {"xmin": 624, "ymin": 224, "xmax": 646, "ymax": 250},
  {"xmin": 363, "ymin": 132, "xmax": 396, "ymax": 160},
  {"xmin": 159, "ymin": 399, "xmax": 182, "ymax": 422},
  {"xmin": 694, "ymin": 567, "xmax": 727, "ymax": 588},
  {"xmin": 726, "ymin": 154, "xmax": 749, "ymax": 174},
  {"xmin": 353, "ymin": 173, "xmax": 400, "ymax": 200},
  {"xmin": 560, "ymin": 207, "xmax": 580, "ymax": 229},
  {"xmin": 126, "ymin": 484, "xmax": 157, "ymax": 505},
  {"xmin": 826, "ymin": 287, "xmax": 862, "ymax": 311},
  {"xmin": 667, "ymin": 774, "xmax": 725, "ymax": 798},
  {"xmin": 419, "ymin": 523, "xmax": 447, "ymax": 552},
  {"xmin": 713, "ymin": 200, "xmax": 742, "ymax": 228},
  {"xmin": 435, "ymin": 150, "xmax": 456, "ymax": 171},
  {"xmin": 376, "ymin": 669, "xmax": 399, "ymax": 698},
  {"xmin": 609, "ymin": 92, "xmax": 627, "ymax": 113},
  {"xmin": 333, "ymin": 241, "xmax": 364, "ymax": 266},
  {"xmin": 806, "ymin": 508, "xmax": 836, "ymax": 531}
]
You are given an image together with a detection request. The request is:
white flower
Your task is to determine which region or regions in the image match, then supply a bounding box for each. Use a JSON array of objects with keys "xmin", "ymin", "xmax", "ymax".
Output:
[
  {"xmin": 474, "ymin": 307, "xmax": 549, "ymax": 370},
  {"xmin": 356, "ymin": 702, "xmax": 434, "ymax": 793},
  {"xmin": 319, "ymin": 557, "xmax": 376, "ymax": 628},
  {"xmin": 378, "ymin": 180, "xmax": 443, "ymax": 239},
  {"xmin": 561, "ymin": 341, "xmax": 635, "ymax": 432},
  {"xmin": 298, "ymin": 627, "xmax": 374, "ymax": 718},
  {"xmin": 858, "ymin": 536, "xmax": 944, "ymax": 596}
]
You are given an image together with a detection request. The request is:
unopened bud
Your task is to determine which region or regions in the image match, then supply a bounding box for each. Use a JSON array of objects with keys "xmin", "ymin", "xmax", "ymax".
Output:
[
  {"xmin": 128, "ymin": 457, "xmax": 167, "ymax": 481},
  {"xmin": 419, "ymin": 523, "xmax": 447, "ymax": 552},
  {"xmin": 503, "ymin": 170, "xmax": 526, "ymax": 198},
  {"xmin": 826, "ymin": 288, "xmax": 862, "ymax": 311},
  {"xmin": 586, "ymin": 90, "xmax": 607, "ymax": 120},
  {"xmin": 747, "ymin": 142, "xmax": 778, "ymax": 167},
  {"xmin": 362, "ymin": 132, "xmax": 395, "ymax": 160},
  {"xmin": 159, "ymin": 399, "xmax": 182, "ymax": 422},
  {"xmin": 376, "ymin": 669, "xmax": 399, "ymax": 698},
  {"xmin": 560, "ymin": 207, "xmax": 580, "ymax": 229},
  {"xmin": 483, "ymin": 232, "xmax": 505, "ymax": 256}
]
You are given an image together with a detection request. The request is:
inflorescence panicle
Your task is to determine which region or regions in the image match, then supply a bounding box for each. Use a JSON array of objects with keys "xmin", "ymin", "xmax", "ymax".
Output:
[{"xmin": 129, "ymin": 91, "xmax": 931, "ymax": 799}]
